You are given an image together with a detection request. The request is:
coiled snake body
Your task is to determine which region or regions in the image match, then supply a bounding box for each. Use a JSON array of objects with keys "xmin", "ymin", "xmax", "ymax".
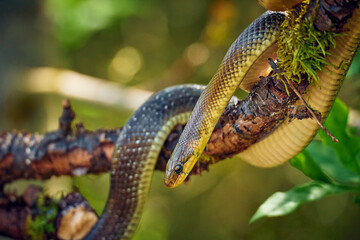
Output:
[
  {"xmin": 165, "ymin": 1, "xmax": 360, "ymax": 187},
  {"xmin": 84, "ymin": 85, "xmax": 208, "ymax": 239},
  {"xmin": 85, "ymin": 1, "xmax": 360, "ymax": 239}
]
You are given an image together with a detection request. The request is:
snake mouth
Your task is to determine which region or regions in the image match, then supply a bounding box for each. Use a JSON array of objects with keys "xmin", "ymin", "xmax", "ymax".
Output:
[
  {"xmin": 164, "ymin": 170, "xmax": 181, "ymax": 188},
  {"xmin": 165, "ymin": 168, "xmax": 193, "ymax": 188}
]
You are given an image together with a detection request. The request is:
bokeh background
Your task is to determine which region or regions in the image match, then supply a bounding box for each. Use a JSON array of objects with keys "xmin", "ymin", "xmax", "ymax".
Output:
[{"xmin": 1, "ymin": 0, "xmax": 360, "ymax": 239}]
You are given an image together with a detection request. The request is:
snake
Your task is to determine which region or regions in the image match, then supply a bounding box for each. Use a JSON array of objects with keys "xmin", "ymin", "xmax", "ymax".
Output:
[{"xmin": 84, "ymin": 0, "xmax": 360, "ymax": 239}]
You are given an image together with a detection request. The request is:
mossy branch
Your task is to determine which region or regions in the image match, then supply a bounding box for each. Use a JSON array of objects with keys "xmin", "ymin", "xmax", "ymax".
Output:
[{"xmin": 276, "ymin": 0, "xmax": 338, "ymax": 86}]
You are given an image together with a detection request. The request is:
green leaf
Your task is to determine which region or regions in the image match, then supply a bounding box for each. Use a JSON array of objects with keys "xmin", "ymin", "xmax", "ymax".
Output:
[
  {"xmin": 319, "ymin": 99, "xmax": 360, "ymax": 173},
  {"xmin": 250, "ymin": 182, "xmax": 344, "ymax": 223},
  {"xmin": 320, "ymin": 99, "xmax": 348, "ymax": 141},
  {"xmin": 290, "ymin": 140, "xmax": 360, "ymax": 187},
  {"xmin": 307, "ymin": 142, "xmax": 360, "ymax": 187},
  {"xmin": 353, "ymin": 195, "xmax": 360, "ymax": 206},
  {"xmin": 290, "ymin": 150, "xmax": 330, "ymax": 183}
]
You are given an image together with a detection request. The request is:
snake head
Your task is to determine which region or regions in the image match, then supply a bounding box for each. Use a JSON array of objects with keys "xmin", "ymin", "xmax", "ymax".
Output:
[{"xmin": 164, "ymin": 146, "xmax": 197, "ymax": 188}]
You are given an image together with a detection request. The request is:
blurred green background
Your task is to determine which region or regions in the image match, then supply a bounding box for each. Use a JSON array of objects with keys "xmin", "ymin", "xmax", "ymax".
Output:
[{"xmin": 1, "ymin": 0, "xmax": 360, "ymax": 239}]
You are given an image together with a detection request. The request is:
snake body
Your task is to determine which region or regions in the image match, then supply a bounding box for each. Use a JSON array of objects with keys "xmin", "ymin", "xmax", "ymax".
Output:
[
  {"xmin": 84, "ymin": 85, "xmax": 214, "ymax": 239},
  {"xmin": 85, "ymin": 1, "xmax": 360, "ymax": 239}
]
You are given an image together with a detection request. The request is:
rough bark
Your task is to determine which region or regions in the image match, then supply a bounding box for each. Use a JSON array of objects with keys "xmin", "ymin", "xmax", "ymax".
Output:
[
  {"xmin": 0, "ymin": 100, "xmax": 121, "ymax": 186},
  {"xmin": 0, "ymin": 186, "xmax": 97, "ymax": 240}
]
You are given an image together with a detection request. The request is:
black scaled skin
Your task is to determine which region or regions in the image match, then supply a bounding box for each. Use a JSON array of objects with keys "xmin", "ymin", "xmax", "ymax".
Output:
[{"xmin": 84, "ymin": 85, "xmax": 208, "ymax": 240}]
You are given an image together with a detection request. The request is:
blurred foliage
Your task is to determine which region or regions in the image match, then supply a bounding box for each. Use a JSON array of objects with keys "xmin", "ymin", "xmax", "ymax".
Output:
[
  {"xmin": 1, "ymin": 0, "xmax": 360, "ymax": 239},
  {"xmin": 47, "ymin": 0, "xmax": 153, "ymax": 50},
  {"xmin": 43, "ymin": 0, "xmax": 264, "ymax": 93}
]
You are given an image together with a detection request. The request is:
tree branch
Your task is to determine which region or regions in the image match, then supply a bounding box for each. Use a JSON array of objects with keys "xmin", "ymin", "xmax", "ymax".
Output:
[{"xmin": 1, "ymin": 71, "xmax": 310, "ymax": 186}]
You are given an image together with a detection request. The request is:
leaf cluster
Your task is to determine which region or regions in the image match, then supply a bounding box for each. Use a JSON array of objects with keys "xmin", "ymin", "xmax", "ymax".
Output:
[{"xmin": 251, "ymin": 99, "xmax": 360, "ymax": 223}]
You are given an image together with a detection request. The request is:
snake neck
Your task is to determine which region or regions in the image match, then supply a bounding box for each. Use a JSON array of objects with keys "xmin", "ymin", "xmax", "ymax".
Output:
[{"xmin": 165, "ymin": 11, "xmax": 286, "ymax": 188}]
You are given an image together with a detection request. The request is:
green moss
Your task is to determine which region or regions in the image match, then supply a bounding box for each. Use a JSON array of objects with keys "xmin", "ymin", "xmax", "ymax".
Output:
[
  {"xmin": 199, "ymin": 154, "xmax": 216, "ymax": 164},
  {"xmin": 26, "ymin": 195, "xmax": 58, "ymax": 240},
  {"xmin": 276, "ymin": 0, "xmax": 337, "ymax": 86}
]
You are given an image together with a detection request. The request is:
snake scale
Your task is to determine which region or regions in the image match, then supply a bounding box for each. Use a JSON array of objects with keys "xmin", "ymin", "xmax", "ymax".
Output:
[{"xmin": 84, "ymin": 0, "xmax": 360, "ymax": 239}]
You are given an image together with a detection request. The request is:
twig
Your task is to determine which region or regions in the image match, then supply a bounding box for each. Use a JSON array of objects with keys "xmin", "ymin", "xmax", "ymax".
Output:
[
  {"xmin": 268, "ymin": 58, "xmax": 338, "ymax": 143},
  {"xmin": 282, "ymin": 75, "xmax": 339, "ymax": 142}
]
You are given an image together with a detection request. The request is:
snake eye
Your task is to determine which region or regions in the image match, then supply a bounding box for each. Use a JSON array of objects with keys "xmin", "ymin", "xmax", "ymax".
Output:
[{"xmin": 174, "ymin": 164, "xmax": 183, "ymax": 174}]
